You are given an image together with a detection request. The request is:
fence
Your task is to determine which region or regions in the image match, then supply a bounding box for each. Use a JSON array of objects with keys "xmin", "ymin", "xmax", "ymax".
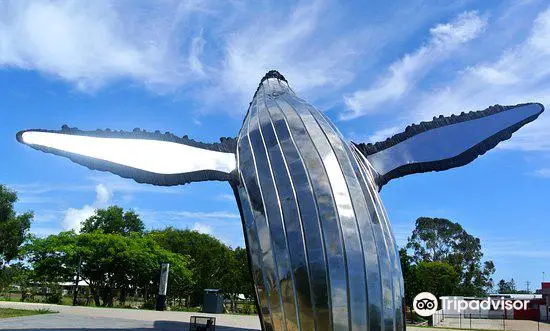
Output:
[{"xmin": 432, "ymin": 311, "xmax": 550, "ymax": 331}]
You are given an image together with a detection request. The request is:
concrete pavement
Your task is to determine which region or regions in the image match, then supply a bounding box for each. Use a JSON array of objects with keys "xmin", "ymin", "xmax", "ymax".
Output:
[
  {"xmin": 0, "ymin": 301, "xmax": 261, "ymax": 330},
  {"xmin": 6, "ymin": 301, "xmax": 537, "ymax": 331}
]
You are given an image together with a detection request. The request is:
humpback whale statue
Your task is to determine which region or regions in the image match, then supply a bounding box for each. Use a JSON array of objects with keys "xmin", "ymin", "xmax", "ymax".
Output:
[{"xmin": 17, "ymin": 70, "xmax": 544, "ymax": 331}]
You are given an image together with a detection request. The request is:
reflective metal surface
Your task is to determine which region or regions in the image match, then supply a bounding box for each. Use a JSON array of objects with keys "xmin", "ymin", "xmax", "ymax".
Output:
[
  {"xmin": 236, "ymin": 77, "xmax": 404, "ymax": 331},
  {"xmin": 357, "ymin": 103, "xmax": 544, "ymax": 187},
  {"xmin": 367, "ymin": 103, "xmax": 542, "ymax": 176}
]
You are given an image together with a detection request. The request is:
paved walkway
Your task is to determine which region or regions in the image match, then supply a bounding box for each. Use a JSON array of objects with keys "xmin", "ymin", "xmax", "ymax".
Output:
[
  {"xmin": 7, "ymin": 301, "xmax": 541, "ymax": 331},
  {"xmin": 0, "ymin": 301, "xmax": 261, "ymax": 330}
]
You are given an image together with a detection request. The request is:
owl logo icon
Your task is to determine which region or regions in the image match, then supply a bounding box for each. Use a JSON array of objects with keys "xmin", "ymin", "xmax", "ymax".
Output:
[{"xmin": 413, "ymin": 292, "xmax": 438, "ymax": 317}]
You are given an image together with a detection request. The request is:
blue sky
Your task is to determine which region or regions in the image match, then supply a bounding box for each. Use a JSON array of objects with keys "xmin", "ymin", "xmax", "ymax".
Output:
[{"xmin": 1, "ymin": 0, "xmax": 549, "ymax": 291}]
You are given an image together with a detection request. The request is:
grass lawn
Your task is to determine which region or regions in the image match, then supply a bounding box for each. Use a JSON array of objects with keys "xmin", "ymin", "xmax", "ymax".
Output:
[{"xmin": 0, "ymin": 308, "xmax": 55, "ymax": 319}]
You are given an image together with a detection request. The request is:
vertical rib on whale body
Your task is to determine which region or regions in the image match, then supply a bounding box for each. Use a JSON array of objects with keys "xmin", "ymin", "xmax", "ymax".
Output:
[{"xmin": 236, "ymin": 73, "xmax": 404, "ymax": 331}]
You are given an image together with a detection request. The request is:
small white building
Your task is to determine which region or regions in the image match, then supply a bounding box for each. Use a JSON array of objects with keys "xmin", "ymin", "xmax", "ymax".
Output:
[{"xmin": 58, "ymin": 280, "xmax": 89, "ymax": 296}]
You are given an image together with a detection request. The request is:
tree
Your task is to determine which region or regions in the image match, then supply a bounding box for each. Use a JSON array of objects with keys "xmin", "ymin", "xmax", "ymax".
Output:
[
  {"xmin": 0, "ymin": 263, "xmax": 31, "ymax": 296},
  {"xmin": 26, "ymin": 231, "xmax": 193, "ymax": 307},
  {"xmin": 81, "ymin": 206, "xmax": 144, "ymax": 235},
  {"xmin": 405, "ymin": 217, "xmax": 494, "ymax": 297},
  {"xmin": 496, "ymin": 278, "xmax": 530, "ymax": 294},
  {"xmin": 508, "ymin": 278, "xmax": 516, "ymax": 293},
  {"xmin": 400, "ymin": 249, "xmax": 459, "ymax": 311},
  {"xmin": 0, "ymin": 262, "xmax": 34, "ymax": 301},
  {"xmin": 25, "ymin": 231, "xmax": 78, "ymax": 283},
  {"xmin": 148, "ymin": 227, "xmax": 242, "ymax": 306},
  {"xmin": 233, "ymin": 247, "xmax": 255, "ymax": 299},
  {"xmin": 498, "ymin": 279, "xmax": 513, "ymax": 294},
  {"xmin": 222, "ymin": 247, "xmax": 255, "ymax": 311},
  {"xmin": 0, "ymin": 185, "xmax": 33, "ymax": 266},
  {"xmin": 415, "ymin": 261, "xmax": 460, "ymax": 299},
  {"xmin": 399, "ymin": 248, "xmax": 419, "ymax": 310}
]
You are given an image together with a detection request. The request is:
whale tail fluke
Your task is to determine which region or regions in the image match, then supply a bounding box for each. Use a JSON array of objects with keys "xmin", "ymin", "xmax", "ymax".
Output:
[
  {"xmin": 16, "ymin": 127, "xmax": 237, "ymax": 186},
  {"xmin": 354, "ymin": 103, "xmax": 544, "ymax": 188}
]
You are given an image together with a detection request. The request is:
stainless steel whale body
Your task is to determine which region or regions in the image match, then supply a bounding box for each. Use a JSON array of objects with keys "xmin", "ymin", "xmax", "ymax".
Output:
[
  {"xmin": 17, "ymin": 71, "xmax": 545, "ymax": 331},
  {"xmin": 236, "ymin": 76, "xmax": 403, "ymax": 331}
]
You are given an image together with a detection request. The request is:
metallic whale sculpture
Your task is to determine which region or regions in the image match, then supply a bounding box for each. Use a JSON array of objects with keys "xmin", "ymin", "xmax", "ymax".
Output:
[{"xmin": 17, "ymin": 70, "xmax": 544, "ymax": 331}]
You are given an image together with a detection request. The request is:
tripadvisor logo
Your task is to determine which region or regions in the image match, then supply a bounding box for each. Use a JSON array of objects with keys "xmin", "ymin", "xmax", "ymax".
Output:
[
  {"xmin": 443, "ymin": 296, "xmax": 530, "ymax": 312},
  {"xmin": 413, "ymin": 292, "xmax": 532, "ymax": 317},
  {"xmin": 413, "ymin": 292, "xmax": 438, "ymax": 317}
]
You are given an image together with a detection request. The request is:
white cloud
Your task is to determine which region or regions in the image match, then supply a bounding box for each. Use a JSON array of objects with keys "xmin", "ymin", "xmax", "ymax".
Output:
[
  {"xmin": 209, "ymin": 1, "xmax": 360, "ymax": 106},
  {"xmin": 62, "ymin": 206, "xmax": 94, "ymax": 232},
  {"xmin": 2, "ymin": 1, "xmax": 546, "ymax": 152},
  {"xmin": 87, "ymin": 174, "xmax": 185, "ymax": 195},
  {"xmin": 364, "ymin": 126, "xmax": 402, "ymax": 144},
  {"xmin": 353, "ymin": 7, "xmax": 549, "ymax": 154},
  {"xmin": 215, "ymin": 193, "xmax": 235, "ymax": 201},
  {"xmin": 429, "ymin": 11, "xmax": 487, "ymax": 45},
  {"xmin": 410, "ymin": 7, "xmax": 550, "ymax": 151},
  {"xmin": 533, "ymin": 168, "xmax": 550, "ymax": 178},
  {"xmin": 469, "ymin": 66, "xmax": 519, "ymax": 85},
  {"xmin": 0, "ymin": 0, "xmax": 472, "ymax": 115},
  {"xmin": 188, "ymin": 31, "xmax": 206, "ymax": 77},
  {"xmin": 0, "ymin": 0, "xmax": 205, "ymax": 91},
  {"xmin": 342, "ymin": 11, "xmax": 487, "ymax": 119},
  {"xmin": 137, "ymin": 209, "xmax": 240, "ymax": 224},
  {"xmin": 0, "ymin": 0, "xmax": 361, "ymax": 103},
  {"xmin": 61, "ymin": 184, "xmax": 112, "ymax": 231},
  {"xmin": 9, "ymin": 174, "xmax": 183, "ymax": 208},
  {"xmin": 192, "ymin": 222, "xmax": 212, "ymax": 234},
  {"xmin": 8, "ymin": 182, "xmax": 90, "ymax": 195}
]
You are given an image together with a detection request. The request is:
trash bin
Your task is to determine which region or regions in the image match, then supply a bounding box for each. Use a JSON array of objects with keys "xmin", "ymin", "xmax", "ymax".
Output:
[{"xmin": 203, "ymin": 289, "xmax": 224, "ymax": 313}]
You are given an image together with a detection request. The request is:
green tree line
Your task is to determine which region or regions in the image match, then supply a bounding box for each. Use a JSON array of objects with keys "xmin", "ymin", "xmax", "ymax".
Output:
[
  {"xmin": 1, "ymin": 184, "xmax": 500, "ymax": 313},
  {"xmin": 0, "ymin": 185, "xmax": 254, "ymax": 310}
]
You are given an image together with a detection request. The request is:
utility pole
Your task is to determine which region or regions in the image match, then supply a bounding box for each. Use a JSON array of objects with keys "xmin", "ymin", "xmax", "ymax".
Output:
[{"xmin": 526, "ymin": 281, "xmax": 531, "ymax": 293}]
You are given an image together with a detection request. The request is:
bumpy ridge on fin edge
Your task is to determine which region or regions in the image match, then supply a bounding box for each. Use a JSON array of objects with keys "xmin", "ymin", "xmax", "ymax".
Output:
[{"xmin": 17, "ymin": 126, "xmax": 237, "ymax": 154}]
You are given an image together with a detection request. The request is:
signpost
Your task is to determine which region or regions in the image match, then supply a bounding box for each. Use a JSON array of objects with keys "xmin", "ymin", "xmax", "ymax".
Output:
[
  {"xmin": 72, "ymin": 255, "xmax": 82, "ymax": 306},
  {"xmin": 156, "ymin": 263, "xmax": 170, "ymax": 311}
]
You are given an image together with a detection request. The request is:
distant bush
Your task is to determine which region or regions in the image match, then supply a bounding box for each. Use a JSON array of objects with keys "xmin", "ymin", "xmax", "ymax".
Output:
[
  {"xmin": 169, "ymin": 306, "xmax": 201, "ymax": 312},
  {"xmin": 43, "ymin": 292, "xmax": 62, "ymax": 304},
  {"xmin": 41, "ymin": 284, "xmax": 62, "ymax": 304},
  {"xmin": 141, "ymin": 299, "xmax": 156, "ymax": 310},
  {"xmin": 20, "ymin": 289, "xmax": 35, "ymax": 302},
  {"xmin": 235, "ymin": 303, "xmax": 256, "ymax": 315}
]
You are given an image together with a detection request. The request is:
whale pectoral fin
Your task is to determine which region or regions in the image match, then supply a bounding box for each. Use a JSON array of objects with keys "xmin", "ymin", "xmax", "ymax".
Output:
[
  {"xmin": 17, "ymin": 127, "xmax": 237, "ymax": 186},
  {"xmin": 354, "ymin": 103, "xmax": 544, "ymax": 188}
]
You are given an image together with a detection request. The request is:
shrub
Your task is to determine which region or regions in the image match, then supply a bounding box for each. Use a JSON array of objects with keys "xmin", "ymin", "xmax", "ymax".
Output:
[
  {"xmin": 20, "ymin": 288, "xmax": 35, "ymax": 302},
  {"xmin": 43, "ymin": 292, "xmax": 62, "ymax": 304},
  {"xmin": 141, "ymin": 299, "xmax": 156, "ymax": 310},
  {"xmin": 42, "ymin": 284, "xmax": 63, "ymax": 304}
]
